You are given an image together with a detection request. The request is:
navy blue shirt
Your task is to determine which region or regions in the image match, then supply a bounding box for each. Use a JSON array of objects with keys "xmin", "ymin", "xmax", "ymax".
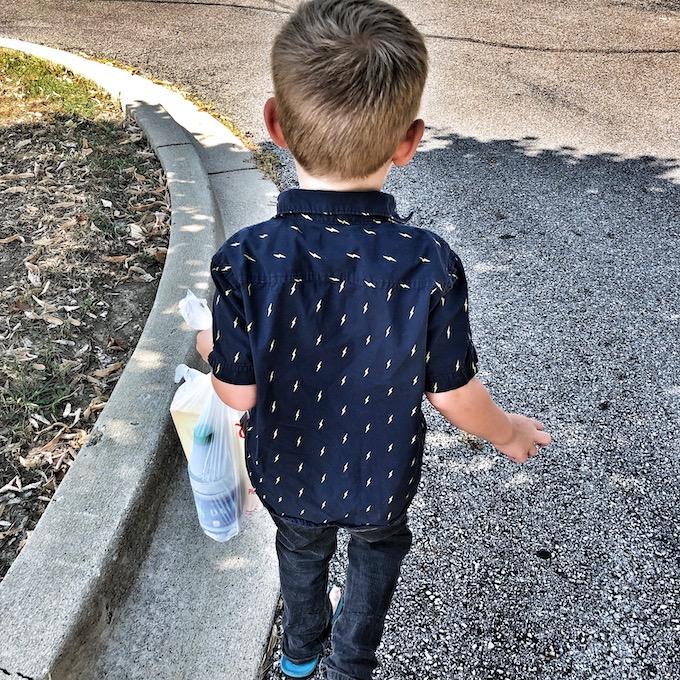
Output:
[{"xmin": 208, "ymin": 188, "xmax": 478, "ymax": 527}]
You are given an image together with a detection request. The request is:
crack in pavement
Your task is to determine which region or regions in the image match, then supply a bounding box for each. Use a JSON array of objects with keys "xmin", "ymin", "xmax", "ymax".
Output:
[
  {"xmin": 422, "ymin": 31, "xmax": 680, "ymax": 55},
  {"xmin": 98, "ymin": 0, "xmax": 292, "ymax": 14}
]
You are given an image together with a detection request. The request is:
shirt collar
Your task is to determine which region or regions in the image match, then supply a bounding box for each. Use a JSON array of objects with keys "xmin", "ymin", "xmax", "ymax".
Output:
[{"xmin": 276, "ymin": 188, "xmax": 412, "ymax": 222}]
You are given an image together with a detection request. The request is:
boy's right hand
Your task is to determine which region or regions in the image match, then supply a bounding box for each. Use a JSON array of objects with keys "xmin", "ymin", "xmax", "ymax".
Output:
[
  {"xmin": 492, "ymin": 414, "xmax": 552, "ymax": 464},
  {"xmin": 426, "ymin": 378, "xmax": 552, "ymax": 464}
]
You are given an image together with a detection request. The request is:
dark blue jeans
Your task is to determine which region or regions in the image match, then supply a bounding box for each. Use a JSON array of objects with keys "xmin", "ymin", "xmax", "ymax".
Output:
[{"xmin": 268, "ymin": 509, "xmax": 413, "ymax": 680}]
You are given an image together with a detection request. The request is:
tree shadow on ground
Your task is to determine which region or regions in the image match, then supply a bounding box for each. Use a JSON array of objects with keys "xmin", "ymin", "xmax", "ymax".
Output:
[{"xmin": 265, "ymin": 131, "xmax": 680, "ymax": 679}]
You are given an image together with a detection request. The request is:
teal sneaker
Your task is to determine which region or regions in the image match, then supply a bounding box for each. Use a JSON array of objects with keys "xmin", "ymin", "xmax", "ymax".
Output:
[
  {"xmin": 280, "ymin": 653, "xmax": 322, "ymax": 679},
  {"xmin": 279, "ymin": 586, "xmax": 344, "ymax": 679}
]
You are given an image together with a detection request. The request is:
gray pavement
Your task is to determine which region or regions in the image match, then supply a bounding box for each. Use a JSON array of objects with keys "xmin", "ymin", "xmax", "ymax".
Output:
[{"xmin": 1, "ymin": 1, "xmax": 679, "ymax": 678}]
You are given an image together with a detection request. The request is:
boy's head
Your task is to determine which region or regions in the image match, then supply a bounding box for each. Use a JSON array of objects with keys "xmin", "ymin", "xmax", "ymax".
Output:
[{"xmin": 268, "ymin": 0, "xmax": 428, "ymax": 181}]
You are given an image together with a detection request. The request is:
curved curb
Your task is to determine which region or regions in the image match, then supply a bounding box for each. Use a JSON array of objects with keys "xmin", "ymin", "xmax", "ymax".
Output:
[{"xmin": 0, "ymin": 39, "xmax": 279, "ymax": 679}]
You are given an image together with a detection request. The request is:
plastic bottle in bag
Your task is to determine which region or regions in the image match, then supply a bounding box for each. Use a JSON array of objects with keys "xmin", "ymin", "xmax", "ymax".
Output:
[{"xmin": 188, "ymin": 422, "xmax": 241, "ymax": 542}]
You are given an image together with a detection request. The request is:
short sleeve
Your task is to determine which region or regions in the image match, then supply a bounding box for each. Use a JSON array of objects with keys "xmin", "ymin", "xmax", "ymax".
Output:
[
  {"xmin": 208, "ymin": 255, "xmax": 256, "ymax": 385},
  {"xmin": 424, "ymin": 249, "xmax": 479, "ymax": 393}
]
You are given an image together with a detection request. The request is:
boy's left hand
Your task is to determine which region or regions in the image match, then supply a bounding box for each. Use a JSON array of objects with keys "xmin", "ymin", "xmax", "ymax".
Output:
[{"xmin": 195, "ymin": 329, "xmax": 213, "ymax": 363}]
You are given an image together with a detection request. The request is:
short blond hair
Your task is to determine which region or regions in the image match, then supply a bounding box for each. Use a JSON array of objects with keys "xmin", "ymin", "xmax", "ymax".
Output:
[{"xmin": 271, "ymin": 0, "xmax": 428, "ymax": 180}]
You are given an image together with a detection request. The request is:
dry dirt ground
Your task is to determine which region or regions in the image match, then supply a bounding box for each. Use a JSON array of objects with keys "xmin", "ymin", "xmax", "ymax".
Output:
[{"xmin": 0, "ymin": 48, "xmax": 169, "ymax": 581}]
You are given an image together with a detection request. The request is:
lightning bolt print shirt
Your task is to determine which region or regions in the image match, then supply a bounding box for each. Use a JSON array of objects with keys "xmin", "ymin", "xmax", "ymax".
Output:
[{"xmin": 208, "ymin": 188, "xmax": 478, "ymax": 528}]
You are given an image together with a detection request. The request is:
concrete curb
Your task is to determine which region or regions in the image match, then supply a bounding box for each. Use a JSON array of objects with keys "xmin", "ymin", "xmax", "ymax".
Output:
[{"xmin": 0, "ymin": 39, "xmax": 279, "ymax": 679}]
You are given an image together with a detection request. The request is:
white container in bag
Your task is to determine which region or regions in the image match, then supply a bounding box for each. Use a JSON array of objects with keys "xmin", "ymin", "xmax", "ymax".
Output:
[{"xmin": 189, "ymin": 394, "xmax": 242, "ymax": 542}]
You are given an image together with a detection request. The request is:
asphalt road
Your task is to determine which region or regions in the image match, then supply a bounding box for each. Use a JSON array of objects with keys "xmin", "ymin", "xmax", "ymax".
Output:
[{"xmin": 1, "ymin": 1, "xmax": 679, "ymax": 678}]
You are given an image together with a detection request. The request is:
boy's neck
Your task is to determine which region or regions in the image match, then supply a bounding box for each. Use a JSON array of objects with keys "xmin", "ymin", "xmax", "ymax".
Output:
[{"xmin": 295, "ymin": 159, "xmax": 390, "ymax": 192}]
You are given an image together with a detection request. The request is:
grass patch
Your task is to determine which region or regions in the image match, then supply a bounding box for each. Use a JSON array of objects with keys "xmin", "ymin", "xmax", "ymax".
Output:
[
  {"xmin": 0, "ymin": 49, "xmax": 109, "ymax": 119},
  {"xmin": 1, "ymin": 355, "xmax": 75, "ymax": 434}
]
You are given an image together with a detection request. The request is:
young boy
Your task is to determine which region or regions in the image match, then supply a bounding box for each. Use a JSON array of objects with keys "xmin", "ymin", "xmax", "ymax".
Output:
[{"xmin": 196, "ymin": 1, "xmax": 552, "ymax": 678}]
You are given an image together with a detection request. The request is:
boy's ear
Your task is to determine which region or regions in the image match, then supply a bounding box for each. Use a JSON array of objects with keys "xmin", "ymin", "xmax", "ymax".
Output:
[
  {"xmin": 392, "ymin": 118, "xmax": 425, "ymax": 167},
  {"xmin": 263, "ymin": 96, "xmax": 288, "ymax": 149}
]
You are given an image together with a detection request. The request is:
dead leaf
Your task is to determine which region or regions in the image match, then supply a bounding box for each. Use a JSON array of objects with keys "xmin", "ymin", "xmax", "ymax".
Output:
[
  {"xmin": 59, "ymin": 217, "xmax": 77, "ymax": 230},
  {"xmin": 91, "ymin": 361, "xmax": 123, "ymax": 378},
  {"xmin": 128, "ymin": 265, "xmax": 153, "ymax": 282},
  {"xmin": 24, "ymin": 249, "xmax": 42, "ymax": 264},
  {"xmin": 0, "ymin": 171, "xmax": 34, "ymax": 181},
  {"xmin": 83, "ymin": 396, "xmax": 108, "ymax": 420},
  {"xmin": 0, "ymin": 233, "xmax": 25, "ymax": 245},
  {"xmin": 25, "ymin": 261, "xmax": 41, "ymax": 287},
  {"xmin": 30, "ymin": 427, "xmax": 68, "ymax": 459},
  {"xmin": 0, "ymin": 475, "xmax": 21, "ymax": 493},
  {"xmin": 128, "ymin": 223, "xmax": 144, "ymax": 239},
  {"xmin": 130, "ymin": 200, "xmax": 165, "ymax": 212},
  {"xmin": 145, "ymin": 246, "xmax": 167, "ymax": 264},
  {"xmin": 19, "ymin": 451, "xmax": 48, "ymax": 470},
  {"xmin": 107, "ymin": 335, "xmax": 127, "ymax": 352}
]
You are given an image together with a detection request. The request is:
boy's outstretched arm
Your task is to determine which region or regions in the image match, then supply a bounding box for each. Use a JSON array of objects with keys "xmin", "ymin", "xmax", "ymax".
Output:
[
  {"xmin": 425, "ymin": 377, "xmax": 551, "ymax": 464},
  {"xmin": 425, "ymin": 248, "xmax": 551, "ymax": 464}
]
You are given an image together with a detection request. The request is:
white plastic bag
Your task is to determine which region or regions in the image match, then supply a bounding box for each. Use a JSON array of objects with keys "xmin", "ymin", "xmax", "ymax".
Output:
[
  {"xmin": 171, "ymin": 290, "xmax": 228, "ymax": 458},
  {"xmin": 171, "ymin": 290, "xmax": 263, "ymax": 539},
  {"xmin": 178, "ymin": 289, "xmax": 212, "ymax": 330},
  {"xmin": 171, "ymin": 365, "xmax": 263, "ymax": 518}
]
